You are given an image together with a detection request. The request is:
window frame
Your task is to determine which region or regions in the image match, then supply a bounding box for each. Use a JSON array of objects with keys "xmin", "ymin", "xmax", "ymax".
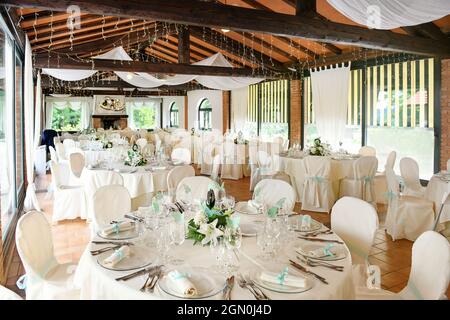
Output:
[
  {"xmin": 169, "ymin": 101, "xmax": 179, "ymax": 128},
  {"xmin": 197, "ymin": 98, "xmax": 212, "ymax": 131}
]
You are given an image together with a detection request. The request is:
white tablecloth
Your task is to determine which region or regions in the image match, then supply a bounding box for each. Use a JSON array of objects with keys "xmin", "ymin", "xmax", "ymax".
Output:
[
  {"xmin": 83, "ymin": 150, "xmax": 112, "ymax": 166},
  {"xmin": 74, "ymin": 215, "xmax": 355, "ymax": 300},
  {"xmin": 279, "ymin": 156, "xmax": 355, "ymax": 201},
  {"xmin": 425, "ymin": 175, "xmax": 450, "ymax": 224}
]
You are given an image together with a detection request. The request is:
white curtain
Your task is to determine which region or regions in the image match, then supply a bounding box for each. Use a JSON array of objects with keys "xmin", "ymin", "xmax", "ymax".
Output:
[
  {"xmin": 310, "ymin": 63, "xmax": 351, "ymax": 149},
  {"xmin": 42, "ymin": 47, "xmax": 264, "ymax": 90},
  {"xmin": 231, "ymin": 86, "xmax": 248, "ymax": 133},
  {"xmin": 327, "ymin": 0, "xmax": 450, "ymax": 30},
  {"xmin": 23, "ymin": 37, "xmax": 40, "ymax": 211},
  {"xmin": 125, "ymin": 98, "xmax": 161, "ymax": 129},
  {"xmin": 45, "ymin": 97, "xmax": 93, "ymax": 129}
]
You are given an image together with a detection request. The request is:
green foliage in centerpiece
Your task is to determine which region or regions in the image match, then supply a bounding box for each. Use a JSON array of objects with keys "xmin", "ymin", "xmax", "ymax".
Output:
[{"xmin": 124, "ymin": 145, "xmax": 147, "ymax": 167}]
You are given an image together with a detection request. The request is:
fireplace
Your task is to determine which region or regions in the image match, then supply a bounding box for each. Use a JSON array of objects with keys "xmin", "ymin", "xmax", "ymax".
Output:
[{"xmin": 92, "ymin": 114, "xmax": 128, "ymax": 130}]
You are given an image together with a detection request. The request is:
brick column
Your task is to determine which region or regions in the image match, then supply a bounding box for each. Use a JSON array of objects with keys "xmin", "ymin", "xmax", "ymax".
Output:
[
  {"xmin": 440, "ymin": 59, "xmax": 450, "ymax": 170},
  {"xmin": 290, "ymin": 79, "xmax": 302, "ymax": 147},
  {"xmin": 222, "ymin": 91, "xmax": 230, "ymax": 133},
  {"xmin": 184, "ymin": 95, "xmax": 188, "ymax": 129}
]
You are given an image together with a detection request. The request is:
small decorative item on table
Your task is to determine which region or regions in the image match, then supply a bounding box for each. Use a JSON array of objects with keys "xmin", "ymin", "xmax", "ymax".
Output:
[
  {"xmin": 124, "ymin": 145, "xmax": 147, "ymax": 167},
  {"xmin": 307, "ymin": 138, "xmax": 331, "ymax": 157}
]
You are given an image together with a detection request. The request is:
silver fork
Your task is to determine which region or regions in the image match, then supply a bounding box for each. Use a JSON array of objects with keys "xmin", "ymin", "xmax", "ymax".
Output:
[
  {"xmin": 237, "ymin": 274, "xmax": 262, "ymax": 300},
  {"xmin": 244, "ymin": 275, "xmax": 270, "ymax": 300},
  {"xmin": 140, "ymin": 273, "xmax": 155, "ymax": 292},
  {"xmin": 297, "ymin": 255, "xmax": 344, "ymax": 271}
]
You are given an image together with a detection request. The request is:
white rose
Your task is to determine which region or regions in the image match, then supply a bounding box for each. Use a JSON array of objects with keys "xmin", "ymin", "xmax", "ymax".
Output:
[
  {"xmin": 193, "ymin": 210, "xmax": 207, "ymax": 226},
  {"xmin": 310, "ymin": 147, "xmax": 317, "ymax": 154}
]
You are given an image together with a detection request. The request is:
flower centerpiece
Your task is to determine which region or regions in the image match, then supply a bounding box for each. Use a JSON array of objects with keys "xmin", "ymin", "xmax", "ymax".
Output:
[
  {"xmin": 124, "ymin": 144, "xmax": 147, "ymax": 167},
  {"xmin": 187, "ymin": 185, "xmax": 239, "ymax": 246},
  {"xmin": 308, "ymin": 138, "xmax": 331, "ymax": 156}
]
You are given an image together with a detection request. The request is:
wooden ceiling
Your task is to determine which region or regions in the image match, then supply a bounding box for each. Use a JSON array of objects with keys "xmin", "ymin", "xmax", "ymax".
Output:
[{"xmin": 4, "ymin": 0, "xmax": 450, "ymax": 78}]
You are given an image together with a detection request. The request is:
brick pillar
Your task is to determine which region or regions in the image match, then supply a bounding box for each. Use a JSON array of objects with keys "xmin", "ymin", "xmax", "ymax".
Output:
[
  {"xmin": 441, "ymin": 59, "xmax": 450, "ymax": 170},
  {"xmin": 290, "ymin": 79, "xmax": 302, "ymax": 147},
  {"xmin": 184, "ymin": 95, "xmax": 188, "ymax": 129},
  {"xmin": 222, "ymin": 91, "xmax": 230, "ymax": 134}
]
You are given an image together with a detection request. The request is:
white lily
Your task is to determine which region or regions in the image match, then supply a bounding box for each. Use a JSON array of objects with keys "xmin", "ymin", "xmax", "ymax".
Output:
[{"xmin": 197, "ymin": 219, "xmax": 223, "ymax": 245}]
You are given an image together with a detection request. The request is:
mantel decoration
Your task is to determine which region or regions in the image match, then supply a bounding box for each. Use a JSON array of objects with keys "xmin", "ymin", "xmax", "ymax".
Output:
[
  {"xmin": 124, "ymin": 144, "xmax": 147, "ymax": 167},
  {"xmin": 187, "ymin": 185, "xmax": 239, "ymax": 246},
  {"xmin": 308, "ymin": 138, "xmax": 331, "ymax": 156},
  {"xmin": 99, "ymin": 96, "xmax": 125, "ymax": 112}
]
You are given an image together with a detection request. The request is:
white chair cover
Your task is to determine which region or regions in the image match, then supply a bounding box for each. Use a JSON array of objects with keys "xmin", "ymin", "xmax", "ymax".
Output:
[
  {"xmin": 16, "ymin": 211, "xmax": 79, "ymax": 299},
  {"xmin": 135, "ymin": 138, "xmax": 148, "ymax": 150},
  {"xmin": 253, "ymin": 179, "xmax": 296, "ymax": 212},
  {"xmin": 175, "ymin": 176, "xmax": 217, "ymax": 202},
  {"xmin": 400, "ymin": 157, "xmax": 426, "ymax": 197},
  {"xmin": 50, "ymin": 161, "xmax": 87, "ymax": 223},
  {"xmin": 92, "ymin": 185, "xmax": 131, "ymax": 232},
  {"xmin": 359, "ymin": 146, "xmax": 376, "ymax": 157},
  {"xmin": 62, "ymin": 138, "xmax": 76, "ymax": 157},
  {"xmin": 250, "ymin": 150, "xmax": 277, "ymax": 191},
  {"xmin": 171, "ymin": 148, "xmax": 191, "ymax": 165},
  {"xmin": 0, "ymin": 285, "xmax": 22, "ymax": 300},
  {"xmin": 385, "ymin": 166, "xmax": 434, "ymax": 241},
  {"xmin": 49, "ymin": 146, "xmax": 58, "ymax": 162},
  {"xmin": 166, "ymin": 165, "xmax": 195, "ymax": 194},
  {"xmin": 82, "ymin": 170, "xmax": 124, "ymax": 220},
  {"xmin": 200, "ymin": 144, "xmax": 215, "ymax": 175},
  {"xmin": 374, "ymin": 151, "xmax": 397, "ymax": 204},
  {"xmin": 211, "ymin": 154, "xmax": 222, "ymax": 180},
  {"xmin": 55, "ymin": 142, "xmax": 67, "ymax": 161},
  {"xmin": 301, "ymin": 156, "xmax": 335, "ymax": 213},
  {"xmin": 399, "ymin": 231, "xmax": 450, "ymax": 300},
  {"xmin": 339, "ymin": 156, "xmax": 378, "ymax": 202},
  {"xmin": 221, "ymin": 141, "xmax": 244, "ymax": 180}
]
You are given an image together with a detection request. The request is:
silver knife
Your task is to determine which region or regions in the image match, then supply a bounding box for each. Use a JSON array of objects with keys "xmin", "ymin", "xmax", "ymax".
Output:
[
  {"xmin": 289, "ymin": 259, "xmax": 329, "ymax": 285},
  {"xmin": 115, "ymin": 265, "xmax": 161, "ymax": 281},
  {"xmin": 223, "ymin": 276, "xmax": 235, "ymax": 300}
]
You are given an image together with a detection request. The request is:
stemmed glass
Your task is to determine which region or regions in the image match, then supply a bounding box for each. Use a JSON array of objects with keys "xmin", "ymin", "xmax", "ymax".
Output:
[
  {"xmin": 156, "ymin": 225, "xmax": 172, "ymax": 265},
  {"xmin": 168, "ymin": 216, "xmax": 186, "ymax": 265}
]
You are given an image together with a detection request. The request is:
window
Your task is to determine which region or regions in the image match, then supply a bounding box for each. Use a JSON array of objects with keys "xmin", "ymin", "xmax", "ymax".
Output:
[
  {"xmin": 15, "ymin": 50, "xmax": 24, "ymax": 199},
  {"xmin": 48, "ymin": 100, "xmax": 83, "ymax": 131},
  {"xmin": 169, "ymin": 102, "xmax": 179, "ymax": 127},
  {"xmin": 247, "ymin": 80, "xmax": 289, "ymax": 140},
  {"xmin": 198, "ymin": 98, "xmax": 212, "ymax": 131},
  {"xmin": 126, "ymin": 99, "xmax": 159, "ymax": 130},
  {"xmin": 303, "ymin": 57, "xmax": 436, "ymax": 179}
]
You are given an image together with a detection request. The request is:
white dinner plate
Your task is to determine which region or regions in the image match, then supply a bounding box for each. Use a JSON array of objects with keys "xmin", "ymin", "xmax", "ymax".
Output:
[
  {"xmin": 97, "ymin": 223, "xmax": 139, "ymax": 240},
  {"xmin": 97, "ymin": 245, "xmax": 155, "ymax": 271},
  {"xmin": 114, "ymin": 168, "xmax": 137, "ymax": 174},
  {"xmin": 293, "ymin": 243, "xmax": 347, "ymax": 262},
  {"xmin": 158, "ymin": 267, "xmax": 226, "ymax": 299},
  {"xmin": 240, "ymin": 223, "xmax": 258, "ymax": 237},
  {"xmin": 294, "ymin": 219, "xmax": 322, "ymax": 233}
]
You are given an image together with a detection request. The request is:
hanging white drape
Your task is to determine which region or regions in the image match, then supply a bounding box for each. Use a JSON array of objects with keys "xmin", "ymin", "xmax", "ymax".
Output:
[
  {"xmin": 24, "ymin": 37, "xmax": 40, "ymax": 211},
  {"xmin": 327, "ymin": 0, "xmax": 450, "ymax": 30},
  {"xmin": 42, "ymin": 47, "xmax": 264, "ymax": 90},
  {"xmin": 125, "ymin": 97, "xmax": 161, "ymax": 129},
  {"xmin": 310, "ymin": 63, "xmax": 351, "ymax": 149},
  {"xmin": 45, "ymin": 97, "xmax": 93, "ymax": 129},
  {"xmin": 231, "ymin": 86, "xmax": 248, "ymax": 133}
]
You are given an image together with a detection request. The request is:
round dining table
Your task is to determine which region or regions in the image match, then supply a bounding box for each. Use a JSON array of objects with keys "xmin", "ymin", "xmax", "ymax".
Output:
[
  {"xmin": 74, "ymin": 213, "xmax": 355, "ymax": 300},
  {"xmin": 279, "ymin": 155, "xmax": 356, "ymax": 201}
]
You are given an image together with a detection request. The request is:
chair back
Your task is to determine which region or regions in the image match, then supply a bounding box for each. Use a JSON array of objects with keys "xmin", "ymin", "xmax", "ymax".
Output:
[
  {"xmin": 385, "ymin": 151, "xmax": 397, "ymax": 171},
  {"xmin": 49, "ymin": 146, "xmax": 58, "ymax": 162},
  {"xmin": 331, "ymin": 197, "xmax": 379, "ymax": 265},
  {"xmin": 62, "ymin": 138, "xmax": 76, "ymax": 155},
  {"xmin": 211, "ymin": 154, "xmax": 222, "ymax": 180},
  {"xmin": 254, "ymin": 179, "xmax": 296, "ymax": 212},
  {"xmin": 93, "ymin": 185, "xmax": 131, "ymax": 231},
  {"xmin": 400, "ymin": 157, "xmax": 422, "ymax": 192},
  {"xmin": 55, "ymin": 142, "xmax": 66, "ymax": 160},
  {"xmin": 171, "ymin": 148, "xmax": 191, "ymax": 164},
  {"xmin": 167, "ymin": 165, "xmax": 195, "ymax": 194},
  {"xmin": 69, "ymin": 152, "xmax": 85, "ymax": 178},
  {"xmin": 405, "ymin": 231, "xmax": 450, "ymax": 299},
  {"xmin": 359, "ymin": 146, "xmax": 376, "ymax": 157},
  {"xmin": 49, "ymin": 161, "xmax": 63, "ymax": 190},
  {"xmin": 0, "ymin": 285, "xmax": 22, "ymax": 300},
  {"xmin": 176, "ymin": 176, "xmax": 216, "ymax": 202},
  {"xmin": 304, "ymin": 156, "xmax": 331, "ymax": 180},
  {"xmin": 136, "ymin": 138, "xmax": 148, "ymax": 150},
  {"xmin": 385, "ymin": 166, "xmax": 400, "ymax": 196},
  {"xmin": 353, "ymin": 156, "xmax": 378, "ymax": 179},
  {"xmin": 16, "ymin": 211, "xmax": 58, "ymax": 278}
]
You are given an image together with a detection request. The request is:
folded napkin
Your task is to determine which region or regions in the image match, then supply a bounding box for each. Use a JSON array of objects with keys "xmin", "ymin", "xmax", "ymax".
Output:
[
  {"xmin": 299, "ymin": 215, "xmax": 312, "ymax": 231},
  {"xmin": 103, "ymin": 245, "xmax": 130, "ymax": 267},
  {"xmin": 152, "ymin": 166, "xmax": 167, "ymax": 170},
  {"xmin": 167, "ymin": 270, "xmax": 197, "ymax": 297},
  {"xmin": 297, "ymin": 244, "xmax": 337, "ymax": 258},
  {"xmin": 247, "ymin": 200, "xmax": 262, "ymax": 211},
  {"xmin": 100, "ymin": 221, "xmax": 134, "ymax": 237},
  {"xmin": 260, "ymin": 271, "xmax": 306, "ymax": 288}
]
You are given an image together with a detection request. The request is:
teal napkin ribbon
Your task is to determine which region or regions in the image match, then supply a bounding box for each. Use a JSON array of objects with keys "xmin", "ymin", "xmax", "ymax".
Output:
[
  {"xmin": 183, "ymin": 184, "xmax": 192, "ymax": 194},
  {"xmin": 112, "ymin": 222, "xmax": 120, "ymax": 235},
  {"xmin": 172, "ymin": 211, "xmax": 184, "ymax": 223},
  {"xmin": 174, "ymin": 272, "xmax": 190, "ymax": 280},
  {"xmin": 267, "ymin": 197, "xmax": 286, "ymax": 218},
  {"xmin": 302, "ymin": 214, "xmax": 311, "ymax": 226},
  {"xmin": 384, "ymin": 190, "xmax": 397, "ymax": 201},
  {"xmin": 360, "ymin": 176, "xmax": 373, "ymax": 184},
  {"xmin": 306, "ymin": 176, "xmax": 325, "ymax": 183},
  {"xmin": 227, "ymin": 215, "xmax": 241, "ymax": 230},
  {"xmin": 276, "ymin": 267, "xmax": 289, "ymax": 285},
  {"xmin": 323, "ymin": 243, "xmax": 335, "ymax": 257},
  {"xmin": 115, "ymin": 247, "xmax": 124, "ymax": 259},
  {"xmin": 152, "ymin": 199, "xmax": 160, "ymax": 213}
]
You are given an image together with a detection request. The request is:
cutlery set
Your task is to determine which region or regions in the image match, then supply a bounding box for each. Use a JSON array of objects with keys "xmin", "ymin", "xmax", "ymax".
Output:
[
  {"xmin": 115, "ymin": 265, "xmax": 163, "ymax": 281},
  {"xmin": 289, "ymin": 259, "xmax": 329, "ymax": 285},
  {"xmin": 237, "ymin": 274, "xmax": 270, "ymax": 300},
  {"xmin": 140, "ymin": 269, "xmax": 162, "ymax": 293}
]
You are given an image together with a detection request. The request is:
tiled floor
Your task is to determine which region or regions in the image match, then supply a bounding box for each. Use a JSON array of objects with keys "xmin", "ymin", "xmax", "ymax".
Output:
[{"xmin": 6, "ymin": 170, "xmax": 450, "ymax": 298}]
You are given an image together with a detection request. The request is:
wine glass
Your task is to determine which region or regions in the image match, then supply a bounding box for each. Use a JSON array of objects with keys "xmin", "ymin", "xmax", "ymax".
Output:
[
  {"xmin": 156, "ymin": 226, "xmax": 172, "ymax": 265},
  {"xmin": 168, "ymin": 219, "xmax": 186, "ymax": 265}
]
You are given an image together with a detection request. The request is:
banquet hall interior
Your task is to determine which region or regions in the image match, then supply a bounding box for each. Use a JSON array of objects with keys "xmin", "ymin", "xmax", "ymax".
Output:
[{"xmin": 0, "ymin": 0, "xmax": 450, "ymax": 301}]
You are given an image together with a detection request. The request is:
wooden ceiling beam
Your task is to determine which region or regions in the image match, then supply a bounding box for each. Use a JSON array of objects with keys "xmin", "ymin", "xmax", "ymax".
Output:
[
  {"xmin": 178, "ymin": 25, "xmax": 190, "ymax": 64},
  {"xmin": 154, "ymin": 39, "xmax": 206, "ymax": 61},
  {"xmin": 43, "ymin": 88, "xmax": 187, "ymax": 96},
  {"xmin": 402, "ymin": 23, "xmax": 448, "ymax": 42},
  {"xmin": 34, "ymin": 54, "xmax": 270, "ymax": 77}
]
